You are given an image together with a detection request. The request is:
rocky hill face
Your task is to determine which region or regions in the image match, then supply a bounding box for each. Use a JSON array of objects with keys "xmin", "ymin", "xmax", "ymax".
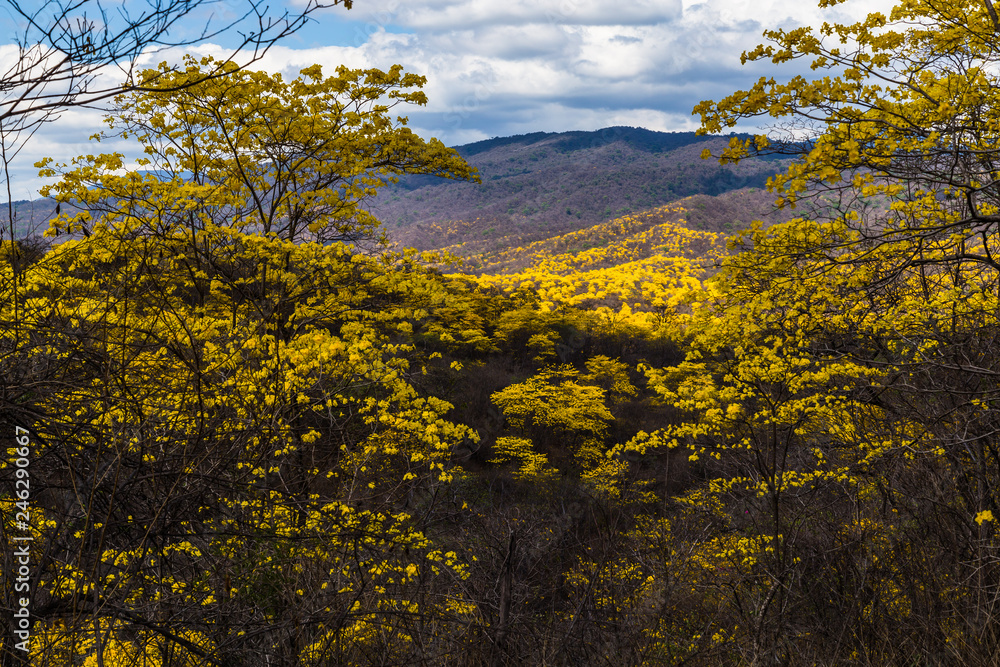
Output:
[
  {"xmin": 370, "ymin": 126, "xmax": 792, "ymax": 250},
  {"xmin": 4, "ymin": 127, "xmax": 794, "ymax": 247}
]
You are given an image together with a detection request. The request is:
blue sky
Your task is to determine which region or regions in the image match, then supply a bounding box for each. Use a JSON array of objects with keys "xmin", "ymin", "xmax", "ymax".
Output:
[{"xmin": 1, "ymin": 0, "xmax": 892, "ymax": 199}]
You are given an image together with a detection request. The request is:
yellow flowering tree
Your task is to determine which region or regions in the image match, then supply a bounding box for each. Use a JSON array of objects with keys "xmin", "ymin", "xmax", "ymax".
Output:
[
  {"xmin": 0, "ymin": 56, "xmax": 488, "ymax": 664},
  {"xmin": 630, "ymin": 0, "xmax": 1000, "ymax": 660},
  {"xmin": 38, "ymin": 55, "xmax": 476, "ymax": 246}
]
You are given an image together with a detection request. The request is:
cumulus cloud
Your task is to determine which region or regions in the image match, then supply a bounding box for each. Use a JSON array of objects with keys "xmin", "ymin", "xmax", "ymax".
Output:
[
  {"xmin": 309, "ymin": 0, "xmax": 895, "ymax": 143},
  {"xmin": 2, "ymin": 0, "xmax": 897, "ymax": 197},
  {"xmin": 342, "ymin": 0, "xmax": 682, "ymax": 30}
]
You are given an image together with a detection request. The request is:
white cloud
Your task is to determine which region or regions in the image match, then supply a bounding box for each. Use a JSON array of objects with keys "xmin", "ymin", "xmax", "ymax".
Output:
[
  {"xmin": 2, "ymin": 0, "xmax": 899, "ymax": 198},
  {"xmin": 350, "ymin": 0, "xmax": 682, "ymax": 29}
]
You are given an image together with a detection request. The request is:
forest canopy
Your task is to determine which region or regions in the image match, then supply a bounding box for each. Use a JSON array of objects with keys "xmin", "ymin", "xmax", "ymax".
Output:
[{"xmin": 4, "ymin": 0, "xmax": 1000, "ymax": 664}]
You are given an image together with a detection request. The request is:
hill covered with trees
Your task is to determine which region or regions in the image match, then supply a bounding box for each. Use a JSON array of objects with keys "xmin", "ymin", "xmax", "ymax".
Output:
[
  {"xmin": 372, "ymin": 126, "xmax": 791, "ymax": 249},
  {"xmin": 5, "ymin": 0, "xmax": 1000, "ymax": 664},
  {"xmin": 3, "ymin": 127, "xmax": 791, "ymax": 247}
]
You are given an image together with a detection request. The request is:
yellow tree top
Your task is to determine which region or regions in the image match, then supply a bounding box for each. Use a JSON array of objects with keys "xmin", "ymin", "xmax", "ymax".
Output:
[{"xmin": 39, "ymin": 55, "xmax": 478, "ymax": 245}]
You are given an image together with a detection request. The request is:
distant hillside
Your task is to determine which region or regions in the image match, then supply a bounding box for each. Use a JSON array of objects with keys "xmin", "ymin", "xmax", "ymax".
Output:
[
  {"xmin": 435, "ymin": 192, "xmax": 796, "ymax": 275},
  {"xmin": 455, "ymin": 202, "xmax": 723, "ymax": 275},
  {"xmin": 405, "ymin": 188, "xmax": 796, "ymax": 272},
  {"xmin": 454, "ymin": 127, "xmax": 751, "ymax": 157},
  {"xmin": 464, "ymin": 203, "xmax": 731, "ymax": 314},
  {"xmin": 3, "ymin": 127, "xmax": 794, "ymax": 245},
  {"xmin": 372, "ymin": 127, "xmax": 791, "ymax": 249},
  {"xmin": 0, "ymin": 199, "xmax": 66, "ymax": 239}
]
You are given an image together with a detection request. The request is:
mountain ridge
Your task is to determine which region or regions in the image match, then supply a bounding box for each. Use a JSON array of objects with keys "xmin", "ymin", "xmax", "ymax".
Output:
[
  {"xmin": 3, "ymin": 127, "xmax": 793, "ymax": 246},
  {"xmin": 375, "ymin": 127, "xmax": 793, "ymax": 252}
]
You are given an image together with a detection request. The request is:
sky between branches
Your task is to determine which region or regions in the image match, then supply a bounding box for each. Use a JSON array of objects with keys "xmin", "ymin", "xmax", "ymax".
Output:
[{"xmin": 1, "ymin": 0, "xmax": 892, "ymax": 200}]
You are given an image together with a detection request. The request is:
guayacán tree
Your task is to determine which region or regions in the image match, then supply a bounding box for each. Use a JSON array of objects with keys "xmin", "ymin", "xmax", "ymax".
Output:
[
  {"xmin": 691, "ymin": 0, "xmax": 1000, "ymax": 529},
  {"xmin": 1, "ymin": 222, "xmax": 494, "ymax": 664},
  {"xmin": 694, "ymin": 0, "xmax": 1000, "ymax": 281},
  {"xmin": 0, "ymin": 54, "xmax": 493, "ymax": 664},
  {"xmin": 617, "ymin": 0, "xmax": 1000, "ymax": 662},
  {"xmin": 1, "ymin": 0, "xmax": 354, "ymax": 252},
  {"xmin": 38, "ymin": 56, "xmax": 477, "ymax": 245}
]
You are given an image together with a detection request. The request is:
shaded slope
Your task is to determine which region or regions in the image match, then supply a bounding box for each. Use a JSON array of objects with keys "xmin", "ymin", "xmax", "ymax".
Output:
[{"xmin": 374, "ymin": 127, "xmax": 790, "ymax": 248}]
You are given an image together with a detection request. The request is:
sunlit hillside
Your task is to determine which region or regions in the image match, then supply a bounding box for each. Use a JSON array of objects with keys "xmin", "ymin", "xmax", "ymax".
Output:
[{"xmin": 443, "ymin": 202, "xmax": 722, "ymax": 273}]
